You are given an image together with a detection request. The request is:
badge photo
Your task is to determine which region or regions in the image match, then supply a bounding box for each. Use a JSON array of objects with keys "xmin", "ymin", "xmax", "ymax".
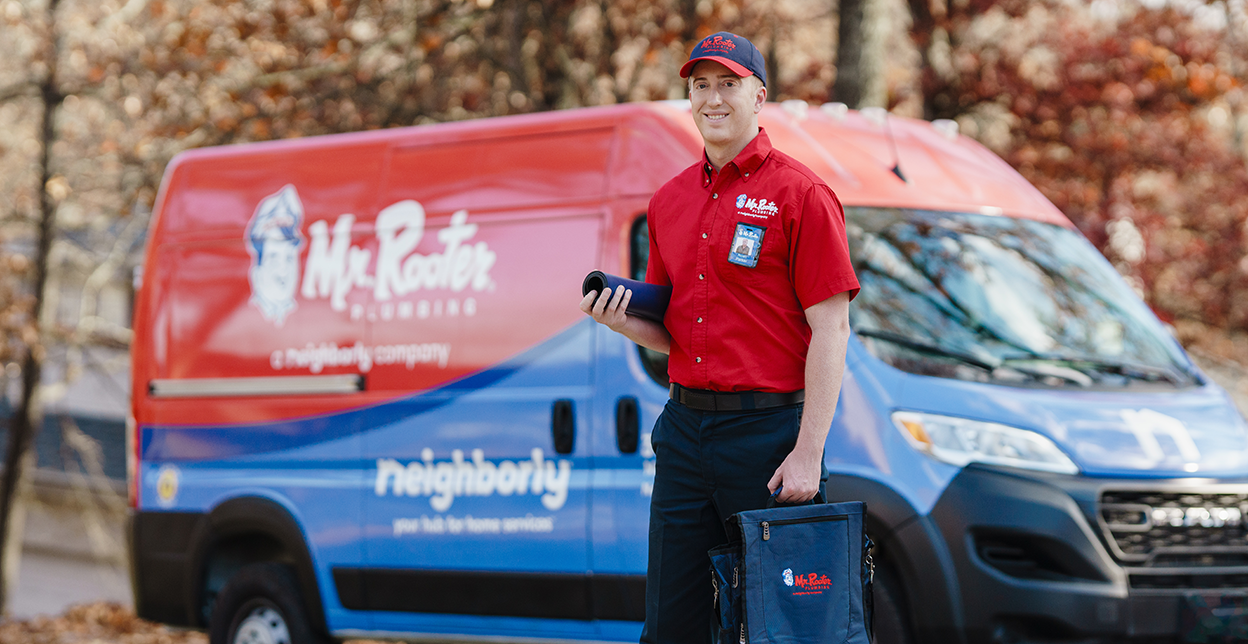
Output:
[{"xmin": 727, "ymin": 222, "xmax": 765, "ymax": 268}]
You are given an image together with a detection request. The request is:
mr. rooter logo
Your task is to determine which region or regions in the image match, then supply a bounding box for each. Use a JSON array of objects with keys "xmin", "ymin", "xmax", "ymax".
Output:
[
  {"xmin": 245, "ymin": 185, "xmax": 497, "ymax": 325},
  {"xmin": 701, "ymin": 35, "xmax": 737, "ymax": 53},
  {"xmin": 782, "ymin": 567, "xmax": 832, "ymax": 596}
]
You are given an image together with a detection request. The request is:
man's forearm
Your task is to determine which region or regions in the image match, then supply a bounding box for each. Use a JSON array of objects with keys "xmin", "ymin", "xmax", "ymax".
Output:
[
  {"xmin": 619, "ymin": 316, "xmax": 672, "ymax": 354},
  {"xmin": 581, "ymin": 287, "xmax": 672, "ymax": 354},
  {"xmin": 796, "ymin": 292, "xmax": 851, "ymax": 454},
  {"xmin": 766, "ymin": 291, "xmax": 851, "ymax": 501}
]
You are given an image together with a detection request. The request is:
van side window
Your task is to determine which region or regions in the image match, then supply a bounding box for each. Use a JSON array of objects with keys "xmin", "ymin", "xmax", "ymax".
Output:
[{"xmin": 630, "ymin": 216, "xmax": 669, "ymax": 387}]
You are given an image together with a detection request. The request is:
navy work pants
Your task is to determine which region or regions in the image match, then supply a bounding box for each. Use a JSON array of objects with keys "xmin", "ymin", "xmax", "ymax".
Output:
[{"xmin": 640, "ymin": 399, "xmax": 820, "ymax": 644}]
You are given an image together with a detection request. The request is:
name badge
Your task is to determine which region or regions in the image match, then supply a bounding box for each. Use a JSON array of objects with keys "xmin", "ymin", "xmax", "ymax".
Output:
[{"xmin": 727, "ymin": 222, "xmax": 765, "ymax": 268}]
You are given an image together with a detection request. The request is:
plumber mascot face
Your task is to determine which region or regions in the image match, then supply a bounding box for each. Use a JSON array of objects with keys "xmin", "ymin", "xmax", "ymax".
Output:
[{"xmin": 246, "ymin": 185, "xmax": 305, "ymax": 327}]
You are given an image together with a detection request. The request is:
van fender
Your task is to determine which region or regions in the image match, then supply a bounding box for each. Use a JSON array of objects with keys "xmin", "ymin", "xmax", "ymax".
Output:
[
  {"xmin": 186, "ymin": 496, "xmax": 327, "ymax": 634},
  {"xmin": 824, "ymin": 473, "xmax": 967, "ymax": 644}
]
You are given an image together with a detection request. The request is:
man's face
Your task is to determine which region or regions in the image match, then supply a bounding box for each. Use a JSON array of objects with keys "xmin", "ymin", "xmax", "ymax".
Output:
[{"xmin": 688, "ymin": 60, "xmax": 766, "ymax": 150}]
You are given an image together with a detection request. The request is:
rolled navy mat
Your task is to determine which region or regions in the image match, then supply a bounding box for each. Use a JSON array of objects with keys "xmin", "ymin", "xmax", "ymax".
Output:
[{"xmin": 582, "ymin": 271, "xmax": 672, "ymax": 324}]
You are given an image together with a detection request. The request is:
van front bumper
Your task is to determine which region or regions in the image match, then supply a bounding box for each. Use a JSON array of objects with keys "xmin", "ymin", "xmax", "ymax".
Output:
[{"xmin": 928, "ymin": 465, "xmax": 1248, "ymax": 643}]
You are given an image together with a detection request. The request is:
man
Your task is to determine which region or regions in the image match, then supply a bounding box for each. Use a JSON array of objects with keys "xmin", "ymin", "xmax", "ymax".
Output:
[{"xmin": 579, "ymin": 32, "xmax": 859, "ymax": 644}]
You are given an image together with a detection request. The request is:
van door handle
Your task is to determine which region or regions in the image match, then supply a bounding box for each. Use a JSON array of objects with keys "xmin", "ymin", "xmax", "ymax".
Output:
[
  {"xmin": 552, "ymin": 399, "xmax": 575, "ymax": 454},
  {"xmin": 616, "ymin": 396, "xmax": 639, "ymax": 454}
]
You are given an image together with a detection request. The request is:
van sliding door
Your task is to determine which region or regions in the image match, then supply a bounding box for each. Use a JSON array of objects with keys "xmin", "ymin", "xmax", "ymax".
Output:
[{"xmin": 357, "ymin": 131, "xmax": 610, "ymax": 638}]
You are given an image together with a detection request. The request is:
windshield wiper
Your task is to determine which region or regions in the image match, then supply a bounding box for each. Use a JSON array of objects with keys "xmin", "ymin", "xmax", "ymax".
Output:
[
  {"xmin": 855, "ymin": 329, "xmax": 1000, "ymax": 372},
  {"xmin": 1000, "ymin": 354, "xmax": 1188, "ymax": 385}
]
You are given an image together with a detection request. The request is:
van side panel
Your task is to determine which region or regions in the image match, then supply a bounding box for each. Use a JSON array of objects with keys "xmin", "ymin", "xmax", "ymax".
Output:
[{"xmin": 134, "ymin": 117, "xmax": 661, "ymax": 640}]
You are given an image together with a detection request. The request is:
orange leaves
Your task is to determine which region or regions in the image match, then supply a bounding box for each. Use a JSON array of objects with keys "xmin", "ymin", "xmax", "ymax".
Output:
[{"xmin": 0, "ymin": 602, "xmax": 208, "ymax": 644}]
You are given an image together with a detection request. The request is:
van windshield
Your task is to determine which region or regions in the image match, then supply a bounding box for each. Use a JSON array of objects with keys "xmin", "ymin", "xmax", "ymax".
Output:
[{"xmin": 846, "ymin": 207, "xmax": 1198, "ymax": 388}]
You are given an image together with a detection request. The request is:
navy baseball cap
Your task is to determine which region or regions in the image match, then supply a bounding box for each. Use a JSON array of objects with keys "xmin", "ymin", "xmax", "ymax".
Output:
[{"xmin": 680, "ymin": 32, "xmax": 767, "ymax": 87}]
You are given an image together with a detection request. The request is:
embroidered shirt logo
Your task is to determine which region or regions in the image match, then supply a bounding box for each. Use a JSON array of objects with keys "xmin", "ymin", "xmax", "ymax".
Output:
[
  {"xmin": 736, "ymin": 195, "xmax": 779, "ymax": 220},
  {"xmin": 782, "ymin": 568, "xmax": 794, "ymax": 587}
]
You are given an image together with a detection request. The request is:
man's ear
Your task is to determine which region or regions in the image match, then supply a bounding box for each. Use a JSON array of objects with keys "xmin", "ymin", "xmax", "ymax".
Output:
[{"xmin": 754, "ymin": 82, "xmax": 767, "ymax": 113}]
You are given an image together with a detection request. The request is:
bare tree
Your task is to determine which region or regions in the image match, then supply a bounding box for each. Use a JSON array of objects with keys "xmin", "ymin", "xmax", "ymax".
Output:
[
  {"xmin": 833, "ymin": 0, "xmax": 867, "ymax": 106},
  {"xmin": 0, "ymin": 0, "xmax": 63, "ymax": 612}
]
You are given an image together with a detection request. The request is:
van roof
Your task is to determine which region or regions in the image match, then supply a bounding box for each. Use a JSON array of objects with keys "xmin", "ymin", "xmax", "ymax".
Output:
[
  {"xmin": 668, "ymin": 101, "xmax": 1068, "ymax": 226},
  {"xmin": 163, "ymin": 101, "xmax": 1068, "ymax": 226}
]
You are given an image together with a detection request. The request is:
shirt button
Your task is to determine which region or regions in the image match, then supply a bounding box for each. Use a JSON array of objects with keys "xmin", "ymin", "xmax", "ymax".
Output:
[
  {"xmin": 697, "ymin": 317, "xmax": 703, "ymax": 323},
  {"xmin": 696, "ymin": 357, "xmax": 702, "ymax": 363},
  {"xmin": 744, "ymin": 172, "xmax": 750, "ymax": 177},
  {"xmin": 702, "ymin": 233, "xmax": 708, "ymax": 239},
  {"xmin": 712, "ymin": 193, "xmax": 718, "ymax": 199},
  {"xmin": 698, "ymin": 274, "xmax": 704, "ymax": 280}
]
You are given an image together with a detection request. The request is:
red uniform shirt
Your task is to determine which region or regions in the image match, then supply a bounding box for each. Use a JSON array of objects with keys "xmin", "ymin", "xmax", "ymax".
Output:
[{"xmin": 645, "ymin": 128, "xmax": 859, "ymax": 393}]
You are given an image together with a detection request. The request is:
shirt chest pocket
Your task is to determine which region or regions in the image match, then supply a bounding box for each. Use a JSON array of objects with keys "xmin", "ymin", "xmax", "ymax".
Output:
[{"xmin": 713, "ymin": 219, "xmax": 786, "ymax": 287}]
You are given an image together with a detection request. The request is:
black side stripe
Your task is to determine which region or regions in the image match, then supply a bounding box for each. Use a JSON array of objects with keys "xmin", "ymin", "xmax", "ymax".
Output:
[{"xmin": 332, "ymin": 568, "xmax": 645, "ymax": 622}]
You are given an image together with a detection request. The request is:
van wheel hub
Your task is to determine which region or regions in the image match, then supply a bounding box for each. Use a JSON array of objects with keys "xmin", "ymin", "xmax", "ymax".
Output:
[{"xmin": 233, "ymin": 606, "xmax": 291, "ymax": 644}]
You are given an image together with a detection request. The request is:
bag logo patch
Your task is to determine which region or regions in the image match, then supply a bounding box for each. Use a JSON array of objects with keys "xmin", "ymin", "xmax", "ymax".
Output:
[
  {"xmin": 728, "ymin": 222, "xmax": 765, "ymax": 268},
  {"xmin": 788, "ymin": 570, "xmax": 832, "ymax": 596}
]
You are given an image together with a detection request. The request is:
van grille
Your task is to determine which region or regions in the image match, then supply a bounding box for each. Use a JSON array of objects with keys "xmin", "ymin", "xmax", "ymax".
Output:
[{"xmin": 1099, "ymin": 490, "xmax": 1248, "ymax": 564}]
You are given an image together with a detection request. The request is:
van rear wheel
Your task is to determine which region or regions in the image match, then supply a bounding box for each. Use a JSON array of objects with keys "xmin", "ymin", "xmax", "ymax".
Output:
[{"xmin": 210, "ymin": 562, "xmax": 324, "ymax": 644}]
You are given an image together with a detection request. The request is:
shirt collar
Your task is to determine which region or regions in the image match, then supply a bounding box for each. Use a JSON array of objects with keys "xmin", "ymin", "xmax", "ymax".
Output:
[{"xmin": 701, "ymin": 127, "xmax": 773, "ymax": 186}]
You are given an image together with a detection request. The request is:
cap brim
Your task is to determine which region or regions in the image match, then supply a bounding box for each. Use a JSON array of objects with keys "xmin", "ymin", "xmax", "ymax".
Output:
[{"xmin": 680, "ymin": 56, "xmax": 753, "ymax": 79}]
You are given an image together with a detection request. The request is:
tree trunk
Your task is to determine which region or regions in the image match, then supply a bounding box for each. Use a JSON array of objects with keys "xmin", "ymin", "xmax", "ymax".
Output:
[
  {"xmin": 767, "ymin": 13, "xmax": 779, "ymax": 100},
  {"xmin": 833, "ymin": 0, "xmax": 866, "ymax": 107},
  {"xmin": 0, "ymin": 0, "xmax": 61, "ymax": 613}
]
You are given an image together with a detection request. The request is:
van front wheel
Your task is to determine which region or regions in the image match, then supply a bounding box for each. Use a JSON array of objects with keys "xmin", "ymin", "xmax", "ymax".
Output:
[
  {"xmin": 209, "ymin": 563, "xmax": 324, "ymax": 644},
  {"xmin": 871, "ymin": 565, "xmax": 915, "ymax": 644}
]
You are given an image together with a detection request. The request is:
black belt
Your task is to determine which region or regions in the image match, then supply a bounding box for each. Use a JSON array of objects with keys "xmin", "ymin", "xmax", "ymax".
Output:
[{"xmin": 668, "ymin": 383, "xmax": 804, "ymax": 412}]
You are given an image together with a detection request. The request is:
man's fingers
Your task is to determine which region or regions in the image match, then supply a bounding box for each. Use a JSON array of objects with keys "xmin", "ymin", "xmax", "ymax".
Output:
[
  {"xmin": 579, "ymin": 291, "xmax": 598, "ymax": 314},
  {"xmin": 767, "ymin": 470, "xmax": 782, "ymax": 494},
  {"xmin": 609, "ymin": 285, "xmax": 627, "ymax": 310},
  {"xmin": 592, "ymin": 289, "xmax": 610, "ymax": 315}
]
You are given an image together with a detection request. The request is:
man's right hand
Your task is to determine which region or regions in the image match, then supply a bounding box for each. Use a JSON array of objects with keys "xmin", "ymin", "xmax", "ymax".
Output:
[{"xmin": 580, "ymin": 285, "xmax": 632, "ymax": 333}]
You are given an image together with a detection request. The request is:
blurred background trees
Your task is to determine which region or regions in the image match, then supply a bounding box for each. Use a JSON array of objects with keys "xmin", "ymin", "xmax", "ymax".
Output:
[
  {"xmin": 908, "ymin": 0, "xmax": 1248, "ymax": 361},
  {"xmin": 0, "ymin": 0, "xmax": 1246, "ymax": 610}
]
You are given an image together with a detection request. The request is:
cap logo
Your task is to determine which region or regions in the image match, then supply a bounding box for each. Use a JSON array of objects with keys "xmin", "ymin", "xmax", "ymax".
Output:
[{"xmin": 700, "ymin": 35, "xmax": 737, "ymax": 53}]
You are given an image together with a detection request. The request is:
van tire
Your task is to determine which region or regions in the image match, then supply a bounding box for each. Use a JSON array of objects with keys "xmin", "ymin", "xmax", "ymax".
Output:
[
  {"xmin": 871, "ymin": 565, "xmax": 914, "ymax": 644},
  {"xmin": 209, "ymin": 562, "xmax": 325, "ymax": 644}
]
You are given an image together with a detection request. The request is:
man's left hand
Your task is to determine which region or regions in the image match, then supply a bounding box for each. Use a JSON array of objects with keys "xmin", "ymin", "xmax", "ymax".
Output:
[{"xmin": 767, "ymin": 442, "xmax": 822, "ymax": 503}]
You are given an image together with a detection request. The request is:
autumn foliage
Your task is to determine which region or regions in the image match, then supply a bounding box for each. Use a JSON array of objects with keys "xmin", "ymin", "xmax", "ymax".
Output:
[{"xmin": 1, "ymin": 0, "xmax": 1248, "ymax": 365}]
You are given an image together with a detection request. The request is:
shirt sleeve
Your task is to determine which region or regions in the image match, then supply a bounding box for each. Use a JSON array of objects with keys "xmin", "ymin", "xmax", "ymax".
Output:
[
  {"xmin": 645, "ymin": 199, "xmax": 672, "ymax": 288},
  {"xmin": 789, "ymin": 183, "xmax": 860, "ymax": 308}
]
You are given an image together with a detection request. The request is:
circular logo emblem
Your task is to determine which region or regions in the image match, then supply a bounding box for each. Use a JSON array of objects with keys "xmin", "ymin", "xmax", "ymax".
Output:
[
  {"xmin": 156, "ymin": 465, "xmax": 180, "ymax": 506},
  {"xmin": 736, "ymin": 194, "xmax": 748, "ymax": 208}
]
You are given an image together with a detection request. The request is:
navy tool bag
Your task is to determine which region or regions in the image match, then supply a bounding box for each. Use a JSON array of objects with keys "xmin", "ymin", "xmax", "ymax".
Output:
[{"xmin": 710, "ymin": 501, "xmax": 874, "ymax": 644}]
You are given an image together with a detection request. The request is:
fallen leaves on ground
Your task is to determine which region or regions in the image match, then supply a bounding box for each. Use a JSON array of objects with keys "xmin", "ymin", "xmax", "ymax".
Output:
[
  {"xmin": 0, "ymin": 603, "xmax": 206, "ymax": 644},
  {"xmin": 0, "ymin": 603, "xmax": 411, "ymax": 644}
]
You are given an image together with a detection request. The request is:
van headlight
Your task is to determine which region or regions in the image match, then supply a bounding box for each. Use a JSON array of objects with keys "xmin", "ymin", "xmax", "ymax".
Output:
[{"xmin": 891, "ymin": 411, "xmax": 1079, "ymax": 474}]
